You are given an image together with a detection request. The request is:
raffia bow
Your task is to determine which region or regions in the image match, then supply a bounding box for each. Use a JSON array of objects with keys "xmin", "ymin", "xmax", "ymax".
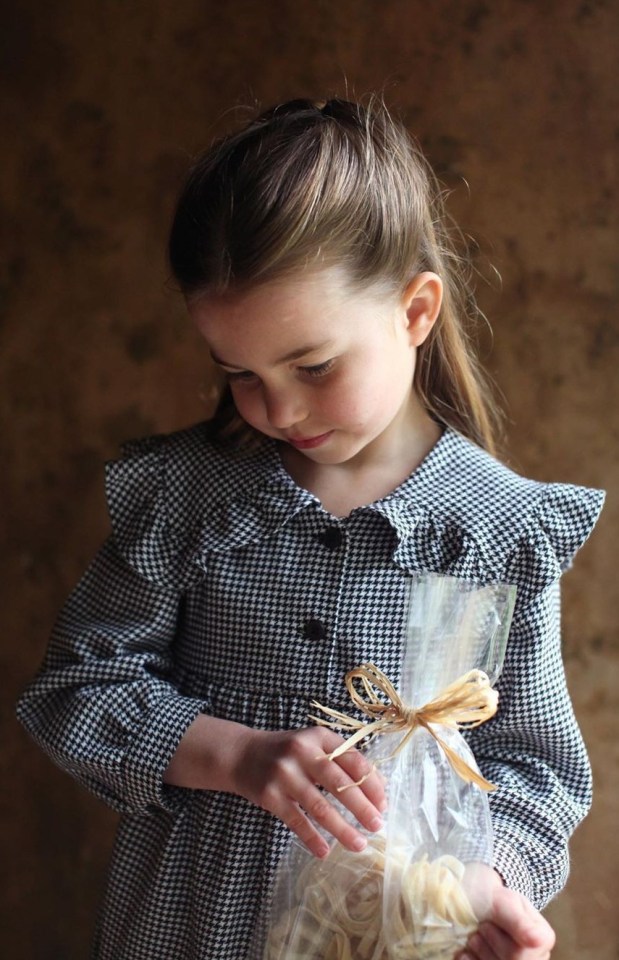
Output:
[{"xmin": 310, "ymin": 663, "xmax": 499, "ymax": 792}]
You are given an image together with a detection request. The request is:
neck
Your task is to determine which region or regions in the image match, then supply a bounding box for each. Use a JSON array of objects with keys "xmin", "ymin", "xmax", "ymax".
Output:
[{"xmin": 280, "ymin": 409, "xmax": 442, "ymax": 517}]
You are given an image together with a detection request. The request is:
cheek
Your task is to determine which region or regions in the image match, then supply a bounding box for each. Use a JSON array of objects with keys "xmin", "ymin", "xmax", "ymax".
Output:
[
  {"xmin": 336, "ymin": 362, "xmax": 414, "ymax": 426},
  {"xmin": 229, "ymin": 387, "xmax": 263, "ymax": 426},
  {"xmin": 325, "ymin": 376, "xmax": 382, "ymax": 426}
]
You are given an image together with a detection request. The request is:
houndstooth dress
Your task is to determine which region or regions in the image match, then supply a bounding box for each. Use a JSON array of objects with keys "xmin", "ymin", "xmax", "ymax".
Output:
[{"xmin": 17, "ymin": 422, "xmax": 604, "ymax": 960}]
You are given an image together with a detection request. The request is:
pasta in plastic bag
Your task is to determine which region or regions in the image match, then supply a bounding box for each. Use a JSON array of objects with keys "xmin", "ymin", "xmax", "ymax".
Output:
[{"xmin": 263, "ymin": 575, "xmax": 516, "ymax": 960}]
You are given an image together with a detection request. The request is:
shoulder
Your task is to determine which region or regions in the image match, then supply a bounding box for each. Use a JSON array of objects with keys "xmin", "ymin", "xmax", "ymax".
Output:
[
  {"xmin": 388, "ymin": 429, "xmax": 605, "ymax": 600},
  {"xmin": 106, "ymin": 421, "xmax": 271, "ymax": 495},
  {"xmin": 437, "ymin": 430, "xmax": 603, "ymax": 556},
  {"xmin": 103, "ymin": 421, "xmax": 310, "ymax": 588},
  {"xmin": 422, "ymin": 428, "xmax": 546, "ymax": 519},
  {"xmin": 426, "ymin": 430, "xmax": 601, "ymax": 539}
]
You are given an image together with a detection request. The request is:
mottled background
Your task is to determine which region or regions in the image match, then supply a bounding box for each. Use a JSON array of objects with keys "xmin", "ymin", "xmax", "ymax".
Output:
[{"xmin": 2, "ymin": 1, "xmax": 617, "ymax": 957}]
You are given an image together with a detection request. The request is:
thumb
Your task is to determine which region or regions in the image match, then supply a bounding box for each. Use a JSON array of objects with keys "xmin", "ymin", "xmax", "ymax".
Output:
[{"xmin": 489, "ymin": 886, "xmax": 555, "ymax": 950}]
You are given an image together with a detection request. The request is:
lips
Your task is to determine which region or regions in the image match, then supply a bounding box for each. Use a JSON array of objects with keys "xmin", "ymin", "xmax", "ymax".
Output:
[{"xmin": 287, "ymin": 431, "xmax": 333, "ymax": 450}]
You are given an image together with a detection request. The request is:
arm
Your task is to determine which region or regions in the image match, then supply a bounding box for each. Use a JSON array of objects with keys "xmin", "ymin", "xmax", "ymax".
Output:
[
  {"xmin": 16, "ymin": 538, "xmax": 208, "ymax": 815},
  {"xmin": 465, "ymin": 581, "xmax": 591, "ymax": 908},
  {"xmin": 163, "ymin": 713, "xmax": 387, "ymax": 858},
  {"xmin": 461, "ymin": 866, "xmax": 555, "ymax": 960},
  {"xmin": 18, "ymin": 537, "xmax": 386, "ymax": 841}
]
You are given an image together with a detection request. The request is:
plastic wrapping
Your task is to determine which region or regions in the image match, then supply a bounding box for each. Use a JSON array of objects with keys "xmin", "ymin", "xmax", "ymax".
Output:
[{"xmin": 263, "ymin": 575, "xmax": 516, "ymax": 960}]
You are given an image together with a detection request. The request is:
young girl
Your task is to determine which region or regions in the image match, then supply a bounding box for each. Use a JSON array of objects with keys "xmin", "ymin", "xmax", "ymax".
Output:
[{"xmin": 18, "ymin": 97, "xmax": 603, "ymax": 960}]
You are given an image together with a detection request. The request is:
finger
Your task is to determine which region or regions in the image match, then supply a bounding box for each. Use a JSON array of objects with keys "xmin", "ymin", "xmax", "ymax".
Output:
[
  {"xmin": 278, "ymin": 797, "xmax": 331, "ymax": 859},
  {"xmin": 329, "ymin": 779, "xmax": 385, "ymax": 836},
  {"xmin": 313, "ymin": 761, "xmax": 385, "ymax": 835},
  {"xmin": 253, "ymin": 773, "xmax": 336, "ymax": 858},
  {"xmin": 475, "ymin": 922, "xmax": 553, "ymax": 960},
  {"xmin": 470, "ymin": 923, "xmax": 512, "ymax": 960},
  {"xmin": 296, "ymin": 782, "xmax": 373, "ymax": 853},
  {"xmin": 313, "ymin": 732, "xmax": 387, "ymax": 812},
  {"xmin": 459, "ymin": 932, "xmax": 494, "ymax": 960},
  {"xmin": 459, "ymin": 929, "xmax": 499, "ymax": 960},
  {"xmin": 333, "ymin": 749, "xmax": 388, "ymax": 811},
  {"xmin": 477, "ymin": 924, "xmax": 552, "ymax": 960}
]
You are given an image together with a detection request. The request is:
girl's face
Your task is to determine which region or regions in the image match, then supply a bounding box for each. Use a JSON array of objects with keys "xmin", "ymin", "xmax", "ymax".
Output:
[{"xmin": 189, "ymin": 266, "xmax": 441, "ymax": 471}]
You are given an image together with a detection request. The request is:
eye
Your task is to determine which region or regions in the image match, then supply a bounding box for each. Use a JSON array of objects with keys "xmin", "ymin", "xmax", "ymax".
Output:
[
  {"xmin": 222, "ymin": 369, "xmax": 258, "ymax": 384},
  {"xmin": 300, "ymin": 359, "xmax": 335, "ymax": 378}
]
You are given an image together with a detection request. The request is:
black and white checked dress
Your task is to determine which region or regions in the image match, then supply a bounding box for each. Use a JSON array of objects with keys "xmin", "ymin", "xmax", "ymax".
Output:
[{"xmin": 17, "ymin": 423, "xmax": 604, "ymax": 959}]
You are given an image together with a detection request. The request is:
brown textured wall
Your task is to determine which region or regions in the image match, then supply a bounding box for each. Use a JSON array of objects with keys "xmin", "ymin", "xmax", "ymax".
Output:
[{"xmin": 2, "ymin": 1, "xmax": 617, "ymax": 957}]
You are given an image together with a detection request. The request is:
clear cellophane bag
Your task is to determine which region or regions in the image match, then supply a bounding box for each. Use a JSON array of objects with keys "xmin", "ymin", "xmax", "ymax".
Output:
[{"xmin": 263, "ymin": 575, "xmax": 516, "ymax": 960}]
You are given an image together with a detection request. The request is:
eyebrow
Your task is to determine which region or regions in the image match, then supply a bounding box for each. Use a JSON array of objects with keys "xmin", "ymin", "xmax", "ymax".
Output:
[{"xmin": 210, "ymin": 340, "xmax": 335, "ymax": 369}]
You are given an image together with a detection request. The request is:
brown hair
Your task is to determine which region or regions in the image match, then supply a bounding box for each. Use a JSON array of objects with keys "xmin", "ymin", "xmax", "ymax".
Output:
[{"xmin": 169, "ymin": 97, "xmax": 503, "ymax": 454}]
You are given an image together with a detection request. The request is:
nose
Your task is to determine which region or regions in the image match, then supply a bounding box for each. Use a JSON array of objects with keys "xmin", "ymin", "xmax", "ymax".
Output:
[{"xmin": 263, "ymin": 384, "xmax": 308, "ymax": 430}]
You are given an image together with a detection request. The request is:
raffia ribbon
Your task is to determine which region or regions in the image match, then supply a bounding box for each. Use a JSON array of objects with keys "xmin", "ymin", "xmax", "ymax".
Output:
[{"xmin": 310, "ymin": 663, "xmax": 499, "ymax": 792}]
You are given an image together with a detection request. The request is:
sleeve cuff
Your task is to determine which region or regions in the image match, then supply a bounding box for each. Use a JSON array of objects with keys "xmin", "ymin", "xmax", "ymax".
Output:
[
  {"xmin": 122, "ymin": 693, "xmax": 210, "ymax": 813},
  {"xmin": 493, "ymin": 835, "xmax": 535, "ymax": 903}
]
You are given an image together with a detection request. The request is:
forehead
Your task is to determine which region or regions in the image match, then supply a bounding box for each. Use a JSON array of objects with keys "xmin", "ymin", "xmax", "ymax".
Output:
[
  {"xmin": 191, "ymin": 265, "xmax": 366, "ymax": 320},
  {"xmin": 188, "ymin": 266, "xmax": 394, "ymax": 359}
]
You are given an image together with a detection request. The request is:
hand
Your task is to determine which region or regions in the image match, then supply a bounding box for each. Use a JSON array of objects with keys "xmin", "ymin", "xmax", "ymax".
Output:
[
  {"xmin": 461, "ymin": 866, "xmax": 556, "ymax": 960},
  {"xmin": 230, "ymin": 725, "xmax": 387, "ymax": 858}
]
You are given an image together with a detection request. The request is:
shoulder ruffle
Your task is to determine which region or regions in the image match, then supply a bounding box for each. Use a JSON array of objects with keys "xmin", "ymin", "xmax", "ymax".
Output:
[
  {"xmin": 503, "ymin": 481, "xmax": 605, "ymax": 602},
  {"xmin": 104, "ymin": 424, "xmax": 314, "ymax": 589},
  {"xmin": 105, "ymin": 433, "xmax": 189, "ymax": 589},
  {"xmin": 376, "ymin": 500, "xmax": 492, "ymax": 582},
  {"xmin": 375, "ymin": 430, "xmax": 604, "ymax": 604}
]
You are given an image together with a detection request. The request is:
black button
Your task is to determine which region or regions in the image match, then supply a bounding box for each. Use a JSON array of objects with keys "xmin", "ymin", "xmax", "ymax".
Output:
[
  {"xmin": 320, "ymin": 526, "xmax": 343, "ymax": 549},
  {"xmin": 303, "ymin": 619, "xmax": 327, "ymax": 641}
]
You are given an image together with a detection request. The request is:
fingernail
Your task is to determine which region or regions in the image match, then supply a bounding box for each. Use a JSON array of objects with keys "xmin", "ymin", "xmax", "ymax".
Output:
[
  {"xmin": 369, "ymin": 815, "xmax": 383, "ymax": 831},
  {"xmin": 352, "ymin": 835, "xmax": 368, "ymax": 851}
]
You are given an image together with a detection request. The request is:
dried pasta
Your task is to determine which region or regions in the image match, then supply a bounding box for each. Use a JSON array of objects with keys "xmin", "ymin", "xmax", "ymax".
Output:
[{"xmin": 265, "ymin": 836, "xmax": 477, "ymax": 960}]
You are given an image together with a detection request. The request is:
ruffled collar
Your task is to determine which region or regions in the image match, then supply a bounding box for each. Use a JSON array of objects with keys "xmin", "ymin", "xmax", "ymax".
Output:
[
  {"xmin": 105, "ymin": 420, "xmax": 604, "ymax": 599},
  {"xmin": 196, "ymin": 426, "xmax": 603, "ymax": 596},
  {"xmin": 202, "ymin": 425, "xmax": 456, "ymax": 549},
  {"xmin": 191, "ymin": 427, "xmax": 490, "ymax": 585}
]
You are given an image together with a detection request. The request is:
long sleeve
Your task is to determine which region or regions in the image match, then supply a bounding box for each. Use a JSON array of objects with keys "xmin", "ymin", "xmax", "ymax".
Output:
[
  {"xmin": 466, "ymin": 580, "xmax": 591, "ymax": 908},
  {"xmin": 16, "ymin": 538, "xmax": 208, "ymax": 814}
]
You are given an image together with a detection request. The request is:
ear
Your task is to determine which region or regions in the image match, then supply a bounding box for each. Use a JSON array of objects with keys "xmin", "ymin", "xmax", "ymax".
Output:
[{"xmin": 401, "ymin": 272, "xmax": 443, "ymax": 347}]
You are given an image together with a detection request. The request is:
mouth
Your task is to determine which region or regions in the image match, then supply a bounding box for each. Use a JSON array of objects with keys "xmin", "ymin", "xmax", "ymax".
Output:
[{"xmin": 286, "ymin": 431, "xmax": 333, "ymax": 450}]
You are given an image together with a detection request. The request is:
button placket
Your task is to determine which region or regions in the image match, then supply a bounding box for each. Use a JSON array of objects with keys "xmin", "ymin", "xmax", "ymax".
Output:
[
  {"xmin": 299, "ymin": 524, "xmax": 347, "ymax": 647},
  {"xmin": 302, "ymin": 618, "xmax": 327, "ymax": 642},
  {"xmin": 319, "ymin": 525, "xmax": 344, "ymax": 550}
]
